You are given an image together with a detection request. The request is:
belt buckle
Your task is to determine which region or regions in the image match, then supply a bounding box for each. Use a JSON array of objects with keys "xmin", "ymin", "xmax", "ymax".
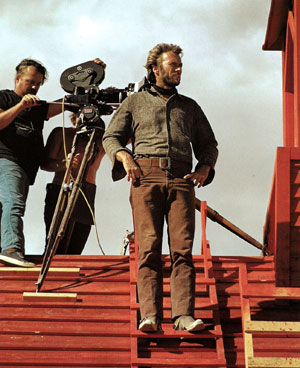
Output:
[{"xmin": 159, "ymin": 157, "xmax": 171, "ymax": 169}]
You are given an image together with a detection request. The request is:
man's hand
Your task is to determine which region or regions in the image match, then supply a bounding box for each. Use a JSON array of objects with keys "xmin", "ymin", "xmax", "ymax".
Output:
[
  {"xmin": 19, "ymin": 94, "xmax": 41, "ymax": 109},
  {"xmin": 68, "ymin": 153, "xmax": 82, "ymax": 169},
  {"xmin": 184, "ymin": 165, "xmax": 210, "ymax": 188},
  {"xmin": 116, "ymin": 151, "xmax": 141, "ymax": 183}
]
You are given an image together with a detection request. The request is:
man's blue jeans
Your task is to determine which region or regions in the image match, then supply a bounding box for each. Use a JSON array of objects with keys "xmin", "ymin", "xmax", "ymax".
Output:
[{"xmin": 0, "ymin": 158, "xmax": 29, "ymax": 252}]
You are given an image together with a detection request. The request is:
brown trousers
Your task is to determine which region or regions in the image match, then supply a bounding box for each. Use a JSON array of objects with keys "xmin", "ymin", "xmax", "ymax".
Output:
[{"xmin": 130, "ymin": 164, "xmax": 196, "ymax": 321}]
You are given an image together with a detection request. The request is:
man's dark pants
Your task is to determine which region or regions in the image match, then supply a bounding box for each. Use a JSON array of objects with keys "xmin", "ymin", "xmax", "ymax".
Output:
[{"xmin": 130, "ymin": 163, "xmax": 196, "ymax": 321}]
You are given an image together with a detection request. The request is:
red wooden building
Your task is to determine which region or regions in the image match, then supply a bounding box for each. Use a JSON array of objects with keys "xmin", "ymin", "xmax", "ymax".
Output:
[{"xmin": 1, "ymin": 1, "xmax": 300, "ymax": 367}]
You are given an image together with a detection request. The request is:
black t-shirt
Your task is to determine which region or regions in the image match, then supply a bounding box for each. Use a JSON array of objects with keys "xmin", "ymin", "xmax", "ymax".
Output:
[{"xmin": 0, "ymin": 89, "xmax": 48, "ymax": 184}]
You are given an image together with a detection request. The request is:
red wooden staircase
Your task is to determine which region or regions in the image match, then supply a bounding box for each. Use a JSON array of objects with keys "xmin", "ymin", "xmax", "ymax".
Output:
[
  {"xmin": 239, "ymin": 263, "xmax": 300, "ymax": 367},
  {"xmin": 128, "ymin": 201, "xmax": 227, "ymax": 367},
  {"xmin": 0, "ymin": 211, "xmax": 299, "ymax": 367}
]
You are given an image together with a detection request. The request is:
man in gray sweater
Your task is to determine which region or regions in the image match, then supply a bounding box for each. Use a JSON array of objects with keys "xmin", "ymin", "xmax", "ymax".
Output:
[{"xmin": 103, "ymin": 43, "xmax": 218, "ymax": 332}]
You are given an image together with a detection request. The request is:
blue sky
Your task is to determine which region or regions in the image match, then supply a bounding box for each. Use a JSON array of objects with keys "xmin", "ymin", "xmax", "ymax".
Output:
[{"xmin": 0, "ymin": 0, "xmax": 282, "ymax": 256}]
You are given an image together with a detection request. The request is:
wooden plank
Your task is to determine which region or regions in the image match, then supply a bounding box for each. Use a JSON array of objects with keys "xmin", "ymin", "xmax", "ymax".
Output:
[
  {"xmin": 220, "ymin": 306, "xmax": 300, "ymax": 322},
  {"xmin": 248, "ymin": 357, "xmax": 300, "ymax": 367},
  {"xmin": 291, "ymin": 150, "xmax": 300, "ymax": 161},
  {"xmin": 23, "ymin": 292, "xmax": 77, "ymax": 302},
  {"xmin": 213, "ymin": 255, "xmax": 274, "ymax": 265},
  {"xmin": 0, "ymin": 350, "xmax": 131, "ymax": 367},
  {"xmin": 138, "ymin": 349, "xmax": 223, "ymax": 359},
  {"xmin": 239, "ymin": 264, "xmax": 254, "ymax": 364},
  {"xmin": 245, "ymin": 320, "xmax": 300, "ymax": 333},
  {"xmin": 0, "ymin": 254, "xmax": 130, "ymax": 267},
  {"xmin": 129, "ymin": 276, "xmax": 216, "ymax": 285},
  {"xmin": 242, "ymin": 285, "xmax": 300, "ymax": 299},
  {"xmin": 0, "ymin": 280, "xmax": 130, "ymax": 294},
  {"xmin": 223, "ymin": 335, "xmax": 300, "ymax": 351},
  {"xmin": 0, "ymin": 306, "xmax": 131, "ymax": 321},
  {"xmin": 0, "ymin": 320, "xmax": 130, "ymax": 336},
  {"xmin": 0, "ymin": 292, "xmax": 130, "ymax": 307},
  {"xmin": 131, "ymin": 325, "xmax": 221, "ymax": 339},
  {"xmin": 143, "ymin": 335, "xmax": 300, "ymax": 351},
  {"xmin": 21, "ymin": 256, "xmax": 131, "ymax": 273},
  {"xmin": 0, "ymin": 267, "xmax": 80, "ymax": 276},
  {"xmin": 213, "ymin": 269, "xmax": 274, "ymax": 281},
  {"xmin": 132, "ymin": 357, "xmax": 226, "ymax": 367},
  {"xmin": 293, "ymin": 0, "xmax": 300, "ymax": 147},
  {"xmin": 275, "ymin": 147, "xmax": 291, "ymax": 286},
  {"xmin": 282, "ymin": 44, "xmax": 294, "ymax": 144},
  {"xmin": 0, "ymin": 334, "xmax": 130, "ymax": 350}
]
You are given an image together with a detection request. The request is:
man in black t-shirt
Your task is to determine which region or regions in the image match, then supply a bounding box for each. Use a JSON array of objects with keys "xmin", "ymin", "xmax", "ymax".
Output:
[{"xmin": 0, "ymin": 59, "xmax": 64, "ymax": 267}]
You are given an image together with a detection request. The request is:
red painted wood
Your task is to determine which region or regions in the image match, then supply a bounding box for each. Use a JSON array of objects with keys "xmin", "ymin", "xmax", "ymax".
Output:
[
  {"xmin": 0, "ymin": 350, "xmax": 131, "ymax": 367},
  {"xmin": 0, "ymin": 334, "xmax": 130, "ymax": 350},
  {"xmin": 0, "ymin": 227, "xmax": 298, "ymax": 366},
  {"xmin": 264, "ymin": 1, "xmax": 300, "ymax": 288},
  {"xmin": 283, "ymin": 16, "xmax": 295, "ymax": 146},
  {"xmin": 272, "ymin": 148, "xmax": 291, "ymax": 286}
]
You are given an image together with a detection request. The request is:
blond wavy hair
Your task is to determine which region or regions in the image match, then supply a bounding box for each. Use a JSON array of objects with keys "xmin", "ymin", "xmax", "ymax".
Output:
[{"xmin": 145, "ymin": 43, "xmax": 183, "ymax": 83}]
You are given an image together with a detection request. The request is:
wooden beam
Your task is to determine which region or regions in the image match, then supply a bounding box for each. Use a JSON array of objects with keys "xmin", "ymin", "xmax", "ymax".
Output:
[
  {"xmin": 243, "ymin": 285, "xmax": 300, "ymax": 299},
  {"xmin": 292, "ymin": 3, "xmax": 300, "ymax": 147},
  {"xmin": 0, "ymin": 267, "xmax": 80, "ymax": 276},
  {"xmin": 275, "ymin": 147, "xmax": 291, "ymax": 286},
  {"xmin": 239, "ymin": 265, "xmax": 254, "ymax": 365},
  {"xmin": 245, "ymin": 320, "xmax": 300, "ymax": 333},
  {"xmin": 282, "ymin": 14, "xmax": 295, "ymax": 146},
  {"xmin": 248, "ymin": 357, "xmax": 300, "ymax": 367},
  {"xmin": 23, "ymin": 292, "xmax": 77, "ymax": 302}
]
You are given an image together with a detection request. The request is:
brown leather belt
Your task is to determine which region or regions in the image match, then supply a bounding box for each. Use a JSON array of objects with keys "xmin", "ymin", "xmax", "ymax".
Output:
[{"xmin": 136, "ymin": 157, "xmax": 172, "ymax": 169}]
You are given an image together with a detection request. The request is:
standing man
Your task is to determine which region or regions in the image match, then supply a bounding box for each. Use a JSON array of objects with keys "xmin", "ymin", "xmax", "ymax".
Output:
[
  {"xmin": 103, "ymin": 43, "xmax": 218, "ymax": 332},
  {"xmin": 0, "ymin": 59, "xmax": 63, "ymax": 267},
  {"xmin": 41, "ymin": 112, "xmax": 105, "ymax": 254}
]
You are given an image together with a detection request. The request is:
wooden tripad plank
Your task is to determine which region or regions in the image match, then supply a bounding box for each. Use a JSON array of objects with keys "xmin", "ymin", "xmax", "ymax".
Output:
[{"xmin": 23, "ymin": 292, "xmax": 77, "ymax": 302}]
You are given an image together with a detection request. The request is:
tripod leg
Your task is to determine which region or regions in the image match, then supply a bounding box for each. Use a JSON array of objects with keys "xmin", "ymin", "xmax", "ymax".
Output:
[
  {"xmin": 61, "ymin": 220, "xmax": 76, "ymax": 254},
  {"xmin": 36, "ymin": 133, "xmax": 79, "ymax": 291},
  {"xmin": 36, "ymin": 130, "xmax": 96, "ymax": 292}
]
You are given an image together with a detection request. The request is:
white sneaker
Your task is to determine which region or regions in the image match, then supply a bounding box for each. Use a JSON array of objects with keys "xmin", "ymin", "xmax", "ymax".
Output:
[
  {"xmin": 138, "ymin": 316, "xmax": 160, "ymax": 332},
  {"xmin": 174, "ymin": 315, "xmax": 205, "ymax": 332}
]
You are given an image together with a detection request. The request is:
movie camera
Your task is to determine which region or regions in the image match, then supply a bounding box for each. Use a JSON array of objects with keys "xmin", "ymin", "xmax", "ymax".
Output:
[
  {"xmin": 35, "ymin": 61, "xmax": 150, "ymax": 292},
  {"xmin": 59, "ymin": 60, "xmax": 150, "ymax": 129}
]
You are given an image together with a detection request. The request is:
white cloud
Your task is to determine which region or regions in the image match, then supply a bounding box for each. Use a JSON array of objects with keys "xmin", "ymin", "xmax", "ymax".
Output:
[{"xmin": 76, "ymin": 15, "xmax": 103, "ymax": 39}]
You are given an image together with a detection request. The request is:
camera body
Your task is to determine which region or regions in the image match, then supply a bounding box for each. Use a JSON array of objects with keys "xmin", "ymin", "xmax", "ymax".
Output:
[{"xmin": 60, "ymin": 61, "xmax": 150, "ymax": 129}]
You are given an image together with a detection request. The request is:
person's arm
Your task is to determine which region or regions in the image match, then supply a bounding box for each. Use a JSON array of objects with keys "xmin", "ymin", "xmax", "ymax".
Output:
[
  {"xmin": 102, "ymin": 96, "xmax": 136, "ymax": 181},
  {"xmin": 46, "ymin": 103, "xmax": 65, "ymax": 120},
  {"xmin": 189, "ymin": 102, "xmax": 218, "ymax": 187},
  {"xmin": 40, "ymin": 127, "xmax": 67, "ymax": 172},
  {"xmin": 0, "ymin": 94, "xmax": 41, "ymax": 130},
  {"xmin": 115, "ymin": 150, "xmax": 140, "ymax": 183},
  {"xmin": 184, "ymin": 165, "xmax": 211, "ymax": 188}
]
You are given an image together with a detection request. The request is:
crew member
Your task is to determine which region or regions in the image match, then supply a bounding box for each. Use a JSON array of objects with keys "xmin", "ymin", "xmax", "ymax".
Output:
[
  {"xmin": 103, "ymin": 43, "xmax": 218, "ymax": 332},
  {"xmin": 41, "ymin": 111, "xmax": 105, "ymax": 254},
  {"xmin": 0, "ymin": 59, "xmax": 65, "ymax": 267}
]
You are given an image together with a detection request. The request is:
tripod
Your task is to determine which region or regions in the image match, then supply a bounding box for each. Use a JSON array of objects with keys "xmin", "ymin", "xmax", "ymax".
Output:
[{"xmin": 35, "ymin": 125, "xmax": 102, "ymax": 292}]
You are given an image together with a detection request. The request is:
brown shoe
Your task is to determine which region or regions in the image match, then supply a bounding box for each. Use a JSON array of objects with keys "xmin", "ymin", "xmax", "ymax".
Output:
[{"xmin": 0, "ymin": 249, "xmax": 35, "ymax": 268}]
